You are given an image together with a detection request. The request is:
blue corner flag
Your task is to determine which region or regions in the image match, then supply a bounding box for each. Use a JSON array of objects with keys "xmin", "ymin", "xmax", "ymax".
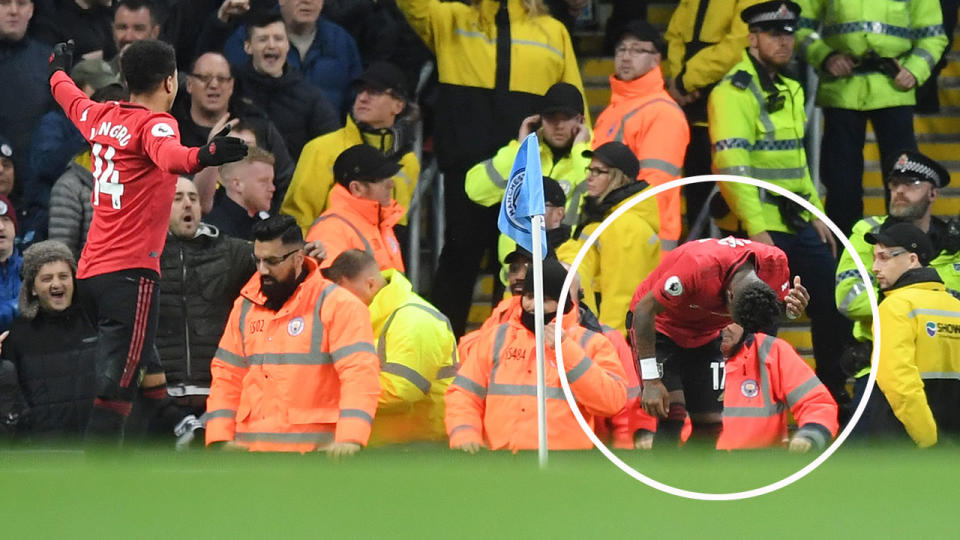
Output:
[{"xmin": 498, "ymin": 133, "xmax": 547, "ymax": 259}]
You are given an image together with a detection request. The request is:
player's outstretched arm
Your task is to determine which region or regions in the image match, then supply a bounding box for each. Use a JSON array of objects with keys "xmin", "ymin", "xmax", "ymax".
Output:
[{"xmin": 197, "ymin": 125, "xmax": 248, "ymax": 168}]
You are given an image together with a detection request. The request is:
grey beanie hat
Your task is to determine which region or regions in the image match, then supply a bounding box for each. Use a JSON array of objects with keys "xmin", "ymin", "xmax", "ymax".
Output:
[{"xmin": 19, "ymin": 240, "xmax": 77, "ymax": 320}]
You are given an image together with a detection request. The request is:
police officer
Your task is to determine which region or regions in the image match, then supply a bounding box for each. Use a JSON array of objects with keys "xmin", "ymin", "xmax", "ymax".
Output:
[
  {"xmin": 795, "ymin": 0, "xmax": 948, "ymax": 236},
  {"xmin": 708, "ymin": 1, "xmax": 852, "ymax": 412},
  {"xmin": 865, "ymin": 223, "xmax": 960, "ymax": 447}
]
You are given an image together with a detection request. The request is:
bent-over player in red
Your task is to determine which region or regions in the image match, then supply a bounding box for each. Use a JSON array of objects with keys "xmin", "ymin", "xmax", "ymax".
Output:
[
  {"xmin": 49, "ymin": 39, "xmax": 248, "ymax": 442},
  {"xmin": 628, "ymin": 236, "xmax": 809, "ymax": 447}
]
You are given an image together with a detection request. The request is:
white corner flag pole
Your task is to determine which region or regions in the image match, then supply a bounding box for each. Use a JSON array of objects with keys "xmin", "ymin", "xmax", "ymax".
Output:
[{"xmin": 530, "ymin": 213, "xmax": 548, "ymax": 469}]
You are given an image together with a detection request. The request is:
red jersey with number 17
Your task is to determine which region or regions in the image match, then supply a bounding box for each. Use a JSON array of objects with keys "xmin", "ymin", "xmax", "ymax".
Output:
[
  {"xmin": 51, "ymin": 71, "xmax": 201, "ymax": 279},
  {"xmin": 629, "ymin": 237, "xmax": 791, "ymax": 348}
]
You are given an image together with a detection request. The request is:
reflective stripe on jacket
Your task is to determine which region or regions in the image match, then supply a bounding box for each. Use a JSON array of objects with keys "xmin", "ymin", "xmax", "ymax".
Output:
[
  {"xmin": 718, "ymin": 333, "xmax": 838, "ymax": 450},
  {"xmin": 795, "ymin": 0, "xmax": 947, "ymax": 109},
  {"xmin": 592, "ymin": 66, "xmax": 688, "ymax": 247},
  {"xmin": 281, "ymin": 116, "xmax": 420, "ymax": 232},
  {"xmin": 835, "ymin": 215, "xmax": 960, "ymax": 342},
  {"xmin": 368, "ymin": 269, "xmax": 458, "ymax": 445},
  {"xmin": 874, "ymin": 274, "xmax": 960, "ymax": 447},
  {"xmin": 445, "ymin": 304, "xmax": 627, "ymax": 451},
  {"xmin": 205, "ymin": 257, "xmax": 381, "ymax": 452},
  {"xmin": 306, "ymin": 184, "xmax": 406, "ymax": 272},
  {"xmin": 708, "ymin": 50, "xmax": 823, "ymax": 235},
  {"xmin": 664, "ymin": 0, "xmax": 765, "ymax": 96}
]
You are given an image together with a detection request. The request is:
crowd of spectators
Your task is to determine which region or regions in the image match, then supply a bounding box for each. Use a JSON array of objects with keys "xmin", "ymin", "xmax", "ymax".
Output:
[{"xmin": 0, "ymin": 0, "xmax": 958, "ymax": 452}]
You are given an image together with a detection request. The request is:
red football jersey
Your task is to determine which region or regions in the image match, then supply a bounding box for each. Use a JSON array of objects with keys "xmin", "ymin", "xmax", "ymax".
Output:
[
  {"xmin": 629, "ymin": 237, "xmax": 791, "ymax": 348},
  {"xmin": 51, "ymin": 71, "xmax": 200, "ymax": 279}
]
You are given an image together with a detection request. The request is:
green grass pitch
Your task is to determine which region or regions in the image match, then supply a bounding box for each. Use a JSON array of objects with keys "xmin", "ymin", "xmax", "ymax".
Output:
[{"xmin": 1, "ymin": 443, "xmax": 956, "ymax": 539}]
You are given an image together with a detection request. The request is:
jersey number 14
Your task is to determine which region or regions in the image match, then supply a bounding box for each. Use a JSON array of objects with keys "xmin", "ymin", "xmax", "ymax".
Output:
[{"xmin": 91, "ymin": 143, "xmax": 125, "ymax": 209}]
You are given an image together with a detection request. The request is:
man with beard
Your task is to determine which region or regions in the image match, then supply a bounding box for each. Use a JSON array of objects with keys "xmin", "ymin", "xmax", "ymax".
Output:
[
  {"xmin": 708, "ymin": 1, "xmax": 852, "ymax": 414},
  {"xmin": 445, "ymin": 257, "xmax": 627, "ymax": 452},
  {"xmin": 205, "ymin": 214, "xmax": 380, "ymax": 454},
  {"xmin": 835, "ymin": 150, "xmax": 960, "ymax": 418}
]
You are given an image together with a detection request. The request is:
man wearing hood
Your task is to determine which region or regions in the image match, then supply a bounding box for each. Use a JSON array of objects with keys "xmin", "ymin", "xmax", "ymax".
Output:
[
  {"xmin": 445, "ymin": 257, "xmax": 627, "ymax": 452},
  {"xmin": 866, "ymin": 223, "xmax": 960, "ymax": 447}
]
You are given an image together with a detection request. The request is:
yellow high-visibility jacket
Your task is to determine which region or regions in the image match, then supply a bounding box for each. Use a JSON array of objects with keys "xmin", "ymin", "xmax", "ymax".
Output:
[
  {"xmin": 875, "ymin": 269, "xmax": 960, "ymax": 448},
  {"xmin": 368, "ymin": 269, "xmax": 458, "ymax": 445},
  {"xmin": 281, "ymin": 115, "xmax": 420, "ymax": 233}
]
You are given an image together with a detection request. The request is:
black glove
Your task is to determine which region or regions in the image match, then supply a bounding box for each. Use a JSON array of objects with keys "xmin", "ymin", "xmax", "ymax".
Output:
[
  {"xmin": 49, "ymin": 40, "xmax": 75, "ymax": 78},
  {"xmin": 197, "ymin": 126, "xmax": 248, "ymax": 167}
]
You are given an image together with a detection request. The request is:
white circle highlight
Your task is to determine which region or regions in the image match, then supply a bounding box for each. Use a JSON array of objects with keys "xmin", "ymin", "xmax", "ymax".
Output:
[{"xmin": 554, "ymin": 174, "xmax": 881, "ymax": 501}]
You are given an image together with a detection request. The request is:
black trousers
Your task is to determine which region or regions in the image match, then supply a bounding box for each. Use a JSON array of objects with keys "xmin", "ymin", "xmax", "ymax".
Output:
[
  {"xmin": 681, "ymin": 124, "xmax": 715, "ymax": 239},
  {"xmin": 429, "ymin": 169, "xmax": 501, "ymax": 337},
  {"xmin": 770, "ymin": 225, "xmax": 852, "ymax": 403},
  {"xmin": 78, "ymin": 268, "xmax": 163, "ymax": 403},
  {"xmin": 820, "ymin": 106, "xmax": 917, "ymax": 237}
]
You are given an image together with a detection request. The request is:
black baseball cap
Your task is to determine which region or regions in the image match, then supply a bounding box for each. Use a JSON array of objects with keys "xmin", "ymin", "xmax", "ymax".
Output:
[
  {"xmin": 613, "ymin": 20, "xmax": 665, "ymax": 55},
  {"xmin": 886, "ymin": 150, "xmax": 951, "ymax": 188},
  {"xmin": 543, "ymin": 176, "xmax": 566, "ymax": 207},
  {"xmin": 865, "ymin": 222, "xmax": 934, "ymax": 266},
  {"xmin": 741, "ymin": 1, "xmax": 801, "ymax": 33},
  {"xmin": 333, "ymin": 145, "xmax": 402, "ymax": 186},
  {"xmin": 353, "ymin": 61, "xmax": 409, "ymax": 101},
  {"xmin": 541, "ymin": 83, "xmax": 584, "ymax": 117},
  {"xmin": 583, "ymin": 142, "xmax": 640, "ymax": 180},
  {"xmin": 0, "ymin": 134, "xmax": 13, "ymax": 161},
  {"xmin": 522, "ymin": 256, "xmax": 572, "ymax": 309}
]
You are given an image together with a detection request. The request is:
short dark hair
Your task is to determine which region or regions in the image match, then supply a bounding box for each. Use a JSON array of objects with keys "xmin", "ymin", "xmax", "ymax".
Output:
[
  {"xmin": 245, "ymin": 11, "xmax": 285, "ymax": 41},
  {"xmin": 252, "ymin": 215, "xmax": 303, "ymax": 246},
  {"xmin": 321, "ymin": 249, "xmax": 377, "ymax": 282},
  {"xmin": 188, "ymin": 51, "xmax": 233, "ymax": 78},
  {"xmin": 115, "ymin": 0, "xmax": 163, "ymax": 27},
  {"xmin": 731, "ymin": 280, "xmax": 782, "ymax": 334},
  {"xmin": 120, "ymin": 39, "xmax": 177, "ymax": 94},
  {"xmin": 91, "ymin": 83, "xmax": 129, "ymax": 103}
]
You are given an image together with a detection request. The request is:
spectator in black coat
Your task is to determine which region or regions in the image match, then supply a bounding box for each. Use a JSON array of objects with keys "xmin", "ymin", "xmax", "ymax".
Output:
[
  {"xmin": 233, "ymin": 11, "xmax": 339, "ymax": 159},
  {"xmin": 157, "ymin": 177, "xmax": 254, "ymax": 418},
  {"xmin": 2, "ymin": 240, "xmax": 96, "ymax": 441},
  {"xmin": 30, "ymin": 0, "xmax": 116, "ymax": 60}
]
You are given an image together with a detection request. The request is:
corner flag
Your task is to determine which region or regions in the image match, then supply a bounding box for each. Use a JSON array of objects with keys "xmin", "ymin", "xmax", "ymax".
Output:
[{"xmin": 498, "ymin": 133, "xmax": 547, "ymax": 259}]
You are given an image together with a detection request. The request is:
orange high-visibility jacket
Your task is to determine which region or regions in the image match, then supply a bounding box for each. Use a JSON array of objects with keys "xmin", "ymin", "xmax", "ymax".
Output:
[
  {"xmin": 446, "ymin": 304, "xmax": 628, "ymax": 451},
  {"xmin": 717, "ymin": 333, "xmax": 838, "ymax": 451},
  {"xmin": 595, "ymin": 324, "xmax": 658, "ymax": 449},
  {"xmin": 306, "ymin": 184, "xmax": 405, "ymax": 272},
  {"xmin": 592, "ymin": 66, "xmax": 690, "ymax": 249},
  {"xmin": 205, "ymin": 257, "xmax": 381, "ymax": 452}
]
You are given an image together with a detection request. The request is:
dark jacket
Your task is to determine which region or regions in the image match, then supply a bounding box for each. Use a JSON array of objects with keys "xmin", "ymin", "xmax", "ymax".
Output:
[
  {"xmin": 30, "ymin": 0, "xmax": 116, "ymax": 59},
  {"xmin": 235, "ymin": 62, "xmax": 340, "ymax": 158},
  {"xmin": 3, "ymin": 303, "xmax": 96, "ymax": 439},
  {"xmin": 25, "ymin": 110, "xmax": 87, "ymax": 208},
  {"xmin": 204, "ymin": 194, "xmax": 265, "ymax": 242},
  {"xmin": 0, "ymin": 37, "xmax": 52, "ymax": 175},
  {"xmin": 169, "ymin": 95, "xmax": 295, "ymax": 211},
  {"xmin": 157, "ymin": 223, "xmax": 255, "ymax": 390},
  {"xmin": 199, "ymin": 12, "xmax": 363, "ymax": 114},
  {"xmin": 0, "ymin": 251, "xmax": 22, "ymax": 333}
]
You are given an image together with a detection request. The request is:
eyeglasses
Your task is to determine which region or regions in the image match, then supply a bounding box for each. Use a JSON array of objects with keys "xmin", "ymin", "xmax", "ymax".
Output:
[
  {"xmin": 585, "ymin": 167, "xmax": 610, "ymax": 177},
  {"xmin": 614, "ymin": 46, "xmax": 659, "ymax": 57},
  {"xmin": 189, "ymin": 73, "xmax": 233, "ymax": 86},
  {"xmin": 252, "ymin": 248, "xmax": 300, "ymax": 267},
  {"xmin": 874, "ymin": 249, "xmax": 908, "ymax": 262}
]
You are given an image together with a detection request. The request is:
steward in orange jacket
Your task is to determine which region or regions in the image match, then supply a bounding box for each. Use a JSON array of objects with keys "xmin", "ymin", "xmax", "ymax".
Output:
[
  {"xmin": 446, "ymin": 259, "xmax": 628, "ymax": 451},
  {"xmin": 206, "ymin": 217, "xmax": 381, "ymax": 453},
  {"xmin": 717, "ymin": 327, "xmax": 838, "ymax": 451},
  {"xmin": 305, "ymin": 145, "xmax": 406, "ymax": 272},
  {"xmin": 592, "ymin": 22, "xmax": 690, "ymax": 250}
]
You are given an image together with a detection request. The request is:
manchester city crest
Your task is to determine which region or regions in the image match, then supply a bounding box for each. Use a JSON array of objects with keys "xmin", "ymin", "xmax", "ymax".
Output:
[
  {"xmin": 503, "ymin": 167, "xmax": 526, "ymax": 230},
  {"xmin": 740, "ymin": 379, "xmax": 760, "ymax": 398},
  {"xmin": 288, "ymin": 316, "xmax": 305, "ymax": 337}
]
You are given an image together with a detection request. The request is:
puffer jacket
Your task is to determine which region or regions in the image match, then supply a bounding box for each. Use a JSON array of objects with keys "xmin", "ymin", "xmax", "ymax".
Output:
[
  {"xmin": 157, "ymin": 223, "xmax": 255, "ymax": 391},
  {"xmin": 47, "ymin": 161, "xmax": 94, "ymax": 260},
  {"xmin": 3, "ymin": 303, "xmax": 96, "ymax": 439}
]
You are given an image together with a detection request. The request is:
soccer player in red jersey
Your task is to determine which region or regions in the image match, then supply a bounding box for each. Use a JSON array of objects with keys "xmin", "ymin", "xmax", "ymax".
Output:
[
  {"xmin": 49, "ymin": 39, "xmax": 248, "ymax": 441},
  {"xmin": 628, "ymin": 236, "xmax": 809, "ymax": 447}
]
